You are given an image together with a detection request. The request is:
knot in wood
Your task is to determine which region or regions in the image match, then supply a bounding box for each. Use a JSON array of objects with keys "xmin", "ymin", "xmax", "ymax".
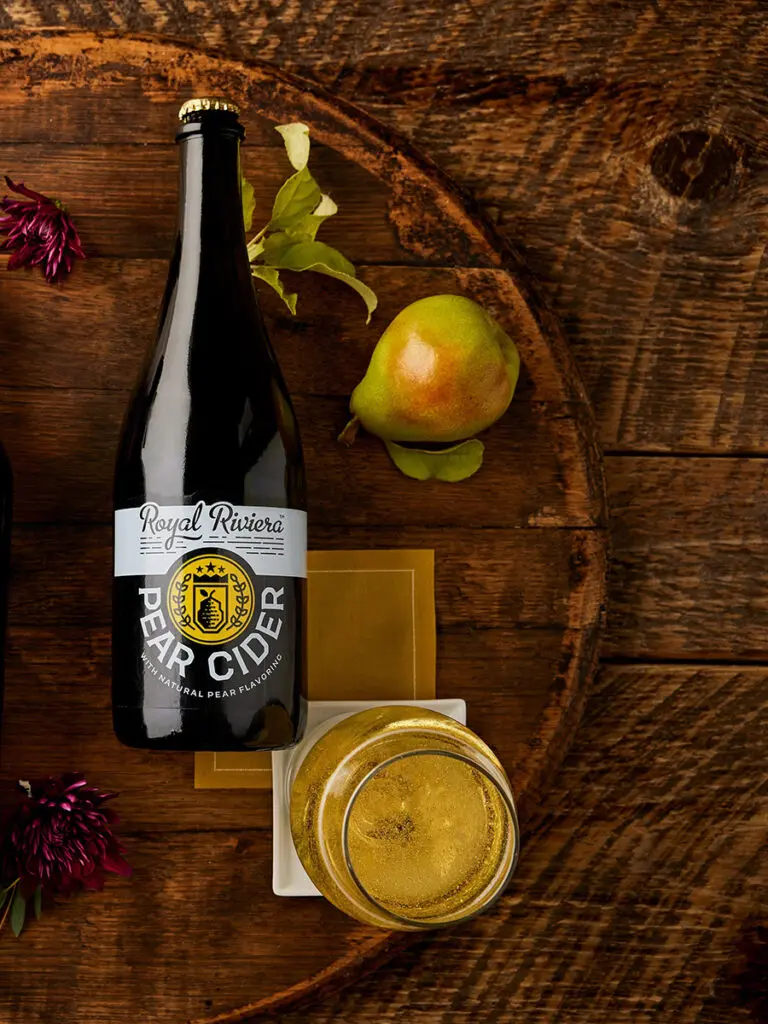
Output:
[{"xmin": 650, "ymin": 129, "xmax": 739, "ymax": 201}]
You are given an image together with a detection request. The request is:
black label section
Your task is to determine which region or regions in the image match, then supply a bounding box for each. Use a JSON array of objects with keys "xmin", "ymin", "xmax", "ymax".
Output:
[{"xmin": 113, "ymin": 548, "xmax": 302, "ymax": 723}]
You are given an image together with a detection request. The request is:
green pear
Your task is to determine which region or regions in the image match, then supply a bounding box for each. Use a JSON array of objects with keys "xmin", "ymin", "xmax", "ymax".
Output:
[{"xmin": 341, "ymin": 295, "xmax": 520, "ymax": 445}]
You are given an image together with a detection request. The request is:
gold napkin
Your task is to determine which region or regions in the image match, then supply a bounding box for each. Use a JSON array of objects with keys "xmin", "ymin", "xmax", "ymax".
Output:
[{"xmin": 194, "ymin": 549, "xmax": 435, "ymax": 788}]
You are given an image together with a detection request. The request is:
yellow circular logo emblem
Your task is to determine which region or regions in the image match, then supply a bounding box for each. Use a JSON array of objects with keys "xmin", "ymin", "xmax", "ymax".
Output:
[{"xmin": 167, "ymin": 554, "xmax": 254, "ymax": 646}]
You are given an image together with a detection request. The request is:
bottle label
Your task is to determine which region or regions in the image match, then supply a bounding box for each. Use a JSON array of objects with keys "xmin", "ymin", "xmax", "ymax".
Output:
[
  {"xmin": 114, "ymin": 501, "xmax": 307, "ymax": 579},
  {"xmin": 113, "ymin": 501, "xmax": 306, "ymax": 704}
]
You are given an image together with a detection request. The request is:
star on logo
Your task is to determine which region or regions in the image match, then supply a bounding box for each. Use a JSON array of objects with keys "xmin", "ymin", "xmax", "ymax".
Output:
[{"xmin": 206, "ymin": 562, "xmax": 216, "ymax": 573}]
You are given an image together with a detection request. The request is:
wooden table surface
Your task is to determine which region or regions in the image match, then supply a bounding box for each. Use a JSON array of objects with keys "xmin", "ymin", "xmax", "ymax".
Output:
[{"xmin": 1, "ymin": 3, "xmax": 766, "ymax": 1022}]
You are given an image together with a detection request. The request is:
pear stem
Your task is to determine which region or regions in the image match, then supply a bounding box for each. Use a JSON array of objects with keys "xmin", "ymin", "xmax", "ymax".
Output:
[{"xmin": 338, "ymin": 415, "xmax": 360, "ymax": 447}]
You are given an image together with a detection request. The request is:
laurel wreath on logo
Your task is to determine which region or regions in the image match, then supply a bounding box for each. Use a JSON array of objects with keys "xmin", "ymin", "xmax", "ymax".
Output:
[
  {"xmin": 229, "ymin": 573, "xmax": 250, "ymax": 629},
  {"xmin": 170, "ymin": 572, "xmax": 194, "ymax": 628}
]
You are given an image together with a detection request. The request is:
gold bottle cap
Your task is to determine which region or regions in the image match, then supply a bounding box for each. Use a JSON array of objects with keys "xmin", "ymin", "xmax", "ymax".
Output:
[{"xmin": 178, "ymin": 97, "xmax": 240, "ymax": 121}]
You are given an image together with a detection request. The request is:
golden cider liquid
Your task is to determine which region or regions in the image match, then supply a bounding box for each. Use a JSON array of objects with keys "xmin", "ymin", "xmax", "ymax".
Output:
[
  {"xmin": 346, "ymin": 753, "xmax": 509, "ymax": 920},
  {"xmin": 290, "ymin": 707, "xmax": 518, "ymax": 929}
]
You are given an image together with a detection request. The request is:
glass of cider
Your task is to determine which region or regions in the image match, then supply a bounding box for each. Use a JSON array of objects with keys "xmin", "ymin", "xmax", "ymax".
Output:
[{"xmin": 289, "ymin": 706, "xmax": 520, "ymax": 930}]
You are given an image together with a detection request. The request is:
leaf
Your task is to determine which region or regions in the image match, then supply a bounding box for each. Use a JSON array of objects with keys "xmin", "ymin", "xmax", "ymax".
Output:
[
  {"xmin": 260, "ymin": 232, "xmax": 298, "ymax": 261},
  {"xmin": 261, "ymin": 239, "xmax": 377, "ymax": 322},
  {"xmin": 384, "ymin": 439, "xmax": 485, "ymax": 482},
  {"xmin": 251, "ymin": 266, "xmax": 298, "ymax": 315},
  {"xmin": 241, "ymin": 177, "xmax": 256, "ymax": 232},
  {"xmin": 267, "ymin": 166, "xmax": 322, "ymax": 232},
  {"xmin": 275, "ymin": 123, "xmax": 311, "ymax": 171},
  {"xmin": 263, "ymin": 237, "xmax": 353, "ymax": 274},
  {"xmin": 10, "ymin": 887, "xmax": 25, "ymax": 937},
  {"xmin": 33, "ymin": 886, "xmax": 42, "ymax": 921},
  {"xmin": 285, "ymin": 194, "xmax": 338, "ymax": 242},
  {"xmin": 0, "ymin": 882, "xmax": 14, "ymax": 935},
  {"xmin": 246, "ymin": 122, "xmax": 373, "ymax": 323},
  {"xmin": 247, "ymin": 237, "xmax": 265, "ymax": 261}
]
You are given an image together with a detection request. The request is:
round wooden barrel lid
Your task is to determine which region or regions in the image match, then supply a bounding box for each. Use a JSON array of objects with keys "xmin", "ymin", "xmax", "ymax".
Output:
[{"xmin": 0, "ymin": 30, "xmax": 607, "ymax": 1024}]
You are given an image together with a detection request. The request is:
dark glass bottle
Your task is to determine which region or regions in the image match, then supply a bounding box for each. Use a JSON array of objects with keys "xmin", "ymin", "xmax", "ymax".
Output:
[
  {"xmin": 0, "ymin": 445, "xmax": 11, "ymax": 740},
  {"xmin": 113, "ymin": 99, "xmax": 307, "ymax": 751}
]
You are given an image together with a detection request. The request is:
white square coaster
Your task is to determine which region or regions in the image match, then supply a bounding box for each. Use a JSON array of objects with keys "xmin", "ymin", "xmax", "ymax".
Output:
[{"xmin": 272, "ymin": 698, "xmax": 467, "ymax": 896}]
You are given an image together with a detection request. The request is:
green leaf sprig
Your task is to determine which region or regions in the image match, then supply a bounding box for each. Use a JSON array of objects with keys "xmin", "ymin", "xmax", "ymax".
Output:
[
  {"xmin": 385, "ymin": 439, "xmax": 485, "ymax": 482},
  {"xmin": 243, "ymin": 123, "xmax": 377, "ymax": 322},
  {"xmin": 0, "ymin": 878, "xmax": 40, "ymax": 937}
]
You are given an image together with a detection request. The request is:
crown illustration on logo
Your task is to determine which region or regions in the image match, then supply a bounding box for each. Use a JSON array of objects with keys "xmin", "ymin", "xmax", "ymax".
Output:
[{"xmin": 193, "ymin": 566, "xmax": 229, "ymax": 585}]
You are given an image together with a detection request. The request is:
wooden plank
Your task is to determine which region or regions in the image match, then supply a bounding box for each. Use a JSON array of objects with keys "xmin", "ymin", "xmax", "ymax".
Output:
[
  {"xmin": 3, "ymin": 626, "xmax": 565, "ymax": 710},
  {"xmin": 604, "ymin": 456, "xmax": 768, "ymax": 661},
  {"xmin": 9, "ymin": 525, "xmax": 603, "ymax": 631},
  {"xmin": 15, "ymin": 450, "xmax": 722, "ymax": 661},
  {"xmin": 0, "ymin": 118, "xmax": 763, "ymax": 454},
  {"xmin": 0, "ymin": 390, "xmax": 601, "ymax": 528},
  {"xmin": 0, "ymin": 9, "xmax": 751, "ymax": 1024},
  {"xmin": 2, "ymin": 517, "xmax": 602, "ymax": 831},
  {"xmin": 5, "ymin": 239, "xmax": 767, "ymax": 465},
  {"xmin": 0, "ymin": 82, "xmax": 284, "ymax": 145},
  {"xmin": 0, "ymin": 28, "xmax": 766, "ymax": 456},
  {"xmin": 5, "ymin": 2, "xmax": 747, "ymax": 88},
  {"xmin": 4, "ymin": 662, "xmax": 763, "ymax": 1024},
  {"xmin": 29, "ymin": 451, "xmax": 738, "ymax": 664},
  {"xmin": 0, "ymin": 828, "xmax": 390, "ymax": 1024},
  {"xmin": 0, "ymin": 142, "xmax": 406, "ymax": 262},
  {"xmin": 0, "ymin": 626, "xmax": 565, "ymax": 831},
  {"xmin": 0, "ymin": 261, "xmax": 586, "ymax": 404},
  {"xmin": 0, "ymin": 30, "xmax": 607, "ymax": 1024},
  {"xmin": 274, "ymin": 663, "xmax": 768, "ymax": 1024},
  {"xmin": 358, "ymin": 82, "xmax": 768, "ymax": 454}
]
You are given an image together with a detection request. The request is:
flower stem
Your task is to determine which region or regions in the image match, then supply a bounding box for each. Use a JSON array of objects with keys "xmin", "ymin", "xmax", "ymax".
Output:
[
  {"xmin": 0, "ymin": 880, "xmax": 19, "ymax": 935},
  {"xmin": 338, "ymin": 415, "xmax": 360, "ymax": 447},
  {"xmin": 246, "ymin": 226, "xmax": 268, "ymax": 263}
]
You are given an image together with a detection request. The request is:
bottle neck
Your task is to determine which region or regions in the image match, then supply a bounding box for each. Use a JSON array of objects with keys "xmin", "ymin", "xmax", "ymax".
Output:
[
  {"xmin": 140, "ymin": 123, "xmax": 260, "ymax": 501},
  {"xmin": 177, "ymin": 127, "xmax": 249, "ymax": 274}
]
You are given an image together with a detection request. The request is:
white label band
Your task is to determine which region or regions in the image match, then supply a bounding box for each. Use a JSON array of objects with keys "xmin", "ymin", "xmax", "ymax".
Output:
[{"xmin": 114, "ymin": 501, "xmax": 307, "ymax": 579}]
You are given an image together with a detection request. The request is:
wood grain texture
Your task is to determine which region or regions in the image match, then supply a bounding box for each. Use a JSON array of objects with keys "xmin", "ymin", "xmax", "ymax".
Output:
[
  {"xmin": 0, "ymin": 265, "xmax": 602, "ymax": 529},
  {"xmin": 4, "ymin": 4, "xmax": 767, "ymax": 454},
  {"xmin": 0, "ymin": 5, "xmax": 762, "ymax": 1024},
  {"xmin": 306, "ymin": 7, "xmax": 768, "ymax": 457},
  {"xmin": 0, "ymin": 30, "xmax": 607, "ymax": 1024},
  {"xmin": 10, "ymin": 526, "xmax": 604, "ymax": 631},
  {"xmin": 0, "ymin": 262, "xmax": 580, "ymax": 403},
  {"xmin": 0, "ymin": 390, "xmax": 600, "ymax": 527},
  {"xmin": 273, "ymin": 662, "xmax": 768, "ymax": 1024},
  {"xmin": 0, "ymin": 627, "xmax": 573, "ymax": 834},
  {"xmin": 605, "ymin": 456, "xmax": 768, "ymax": 661},
  {"xmin": 0, "ymin": 142, "xmax": 405, "ymax": 261}
]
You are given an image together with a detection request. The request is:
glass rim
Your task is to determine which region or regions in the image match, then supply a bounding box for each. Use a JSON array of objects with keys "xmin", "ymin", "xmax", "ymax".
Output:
[{"xmin": 341, "ymin": 747, "xmax": 521, "ymax": 930}]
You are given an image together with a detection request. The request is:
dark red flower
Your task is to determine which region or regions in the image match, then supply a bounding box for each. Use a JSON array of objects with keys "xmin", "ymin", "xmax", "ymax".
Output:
[
  {"xmin": 0, "ymin": 774, "xmax": 131, "ymax": 898},
  {"xmin": 0, "ymin": 177, "xmax": 85, "ymax": 283}
]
